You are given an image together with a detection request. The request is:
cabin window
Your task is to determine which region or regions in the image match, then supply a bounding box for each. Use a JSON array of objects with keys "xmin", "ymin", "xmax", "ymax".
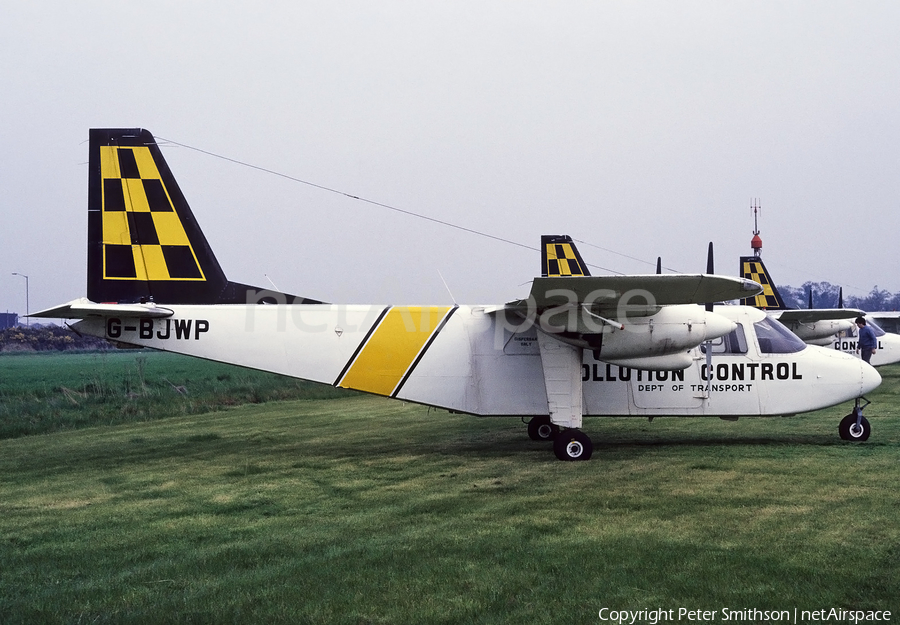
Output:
[
  {"xmin": 701, "ymin": 324, "xmax": 748, "ymax": 355},
  {"xmin": 754, "ymin": 317, "xmax": 806, "ymax": 353}
]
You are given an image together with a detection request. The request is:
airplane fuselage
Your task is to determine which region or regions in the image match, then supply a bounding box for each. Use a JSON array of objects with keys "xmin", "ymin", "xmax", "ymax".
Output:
[{"xmin": 74, "ymin": 304, "xmax": 878, "ymax": 419}]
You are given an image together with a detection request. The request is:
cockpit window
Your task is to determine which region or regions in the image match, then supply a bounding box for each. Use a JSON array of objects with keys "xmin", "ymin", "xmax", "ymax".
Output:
[
  {"xmin": 840, "ymin": 319, "xmax": 884, "ymax": 339},
  {"xmin": 701, "ymin": 324, "xmax": 748, "ymax": 355},
  {"xmin": 754, "ymin": 317, "xmax": 807, "ymax": 354}
]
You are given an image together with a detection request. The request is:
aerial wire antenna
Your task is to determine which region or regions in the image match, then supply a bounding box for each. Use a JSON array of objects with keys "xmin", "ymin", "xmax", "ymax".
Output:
[
  {"xmin": 156, "ymin": 137, "xmax": 541, "ymax": 254},
  {"xmin": 437, "ymin": 270, "xmax": 458, "ymax": 306},
  {"xmin": 155, "ymin": 135, "xmax": 686, "ymax": 276}
]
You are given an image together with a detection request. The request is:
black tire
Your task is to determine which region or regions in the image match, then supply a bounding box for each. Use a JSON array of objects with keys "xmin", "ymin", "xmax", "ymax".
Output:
[
  {"xmin": 838, "ymin": 413, "xmax": 871, "ymax": 442},
  {"xmin": 553, "ymin": 429, "xmax": 594, "ymax": 461},
  {"xmin": 528, "ymin": 415, "xmax": 559, "ymax": 441}
]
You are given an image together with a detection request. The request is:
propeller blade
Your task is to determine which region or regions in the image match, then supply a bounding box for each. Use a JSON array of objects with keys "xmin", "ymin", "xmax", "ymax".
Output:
[
  {"xmin": 808, "ymin": 289, "xmax": 813, "ymax": 309},
  {"xmin": 706, "ymin": 242, "xmax": 714, "ymax": 312},
  {"xmin": 656, "ymin": 257, "xmax": 662, "ymax": 275}
]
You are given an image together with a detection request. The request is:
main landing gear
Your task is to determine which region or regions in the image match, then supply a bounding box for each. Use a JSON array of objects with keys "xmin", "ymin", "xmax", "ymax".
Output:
[
  {"xmin": 527, "ymin": 415, "xmax": 559, "ymax": 441},
  {"xmin": 553, "ymin": 429, "xmax": 594, "ymax": 461},
  {"xmin": 839, "ymin": 397, "xmax": 871, "ymax": 442},
  {"xmin": 526, "ymin": 417, "xmax": 594, "ymax": 461}
]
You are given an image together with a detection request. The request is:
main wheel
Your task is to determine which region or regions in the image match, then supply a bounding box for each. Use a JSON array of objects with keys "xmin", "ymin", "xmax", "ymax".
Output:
[
  {"xmin": 838, "ymin": 413, "xmax": 871, "ymax": 441},
  {"xmin": 553, "ymin": 429, "xmax": 594, "ymax": 461},
  {"xmin": 528, "ymin": 415, "xmax": 559, "ymax": 441}
]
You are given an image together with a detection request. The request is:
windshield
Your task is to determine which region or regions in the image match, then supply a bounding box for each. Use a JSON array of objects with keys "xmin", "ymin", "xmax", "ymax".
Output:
[{"xmin": 754, "ymin": 317, "xmax": 807, "ymax": 354}]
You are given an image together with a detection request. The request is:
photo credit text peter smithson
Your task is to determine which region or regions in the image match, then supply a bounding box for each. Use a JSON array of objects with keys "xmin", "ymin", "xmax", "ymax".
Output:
[{"xmin": 597, "ymin": 608, "xmax": 892, "ymax": 624}]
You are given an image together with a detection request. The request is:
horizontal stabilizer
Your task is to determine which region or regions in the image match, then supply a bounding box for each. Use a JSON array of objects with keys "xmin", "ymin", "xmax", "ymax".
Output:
[{"xmin": 30, "ymin": 298, "xmax": 174, "ymax": 319}]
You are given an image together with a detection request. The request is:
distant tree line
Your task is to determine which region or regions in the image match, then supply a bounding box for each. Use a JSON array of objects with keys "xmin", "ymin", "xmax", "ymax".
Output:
[
  {"xmin": 778, "ymin": 283, "xmax": 900, "ymax": 311},
  {"xmin": 0, "ymin": 325, "xmax": 113, "ymax": 352}
]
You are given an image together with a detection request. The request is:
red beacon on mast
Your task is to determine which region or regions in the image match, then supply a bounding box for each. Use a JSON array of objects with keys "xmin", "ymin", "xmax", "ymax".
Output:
[{"xmin": 750, "ymin": 199, "xmax": 762, "ymax": 257}]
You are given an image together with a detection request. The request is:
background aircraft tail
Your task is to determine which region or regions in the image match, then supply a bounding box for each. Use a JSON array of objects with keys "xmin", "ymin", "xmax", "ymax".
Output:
[
  {"xmin": 738, "ymin": 256, "xmax": 787, "ymax": 309},
  {"xmin": 541, "ymin": 235, "xmax": 590, "ymax": 277},
  {"xmin": 87, "ymin": 128, "xmax": 319, "ymax": 305}
]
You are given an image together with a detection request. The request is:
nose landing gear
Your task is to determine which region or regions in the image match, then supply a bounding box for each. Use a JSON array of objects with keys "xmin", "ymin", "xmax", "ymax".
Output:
[{"xmin": 839, "ymin": 397, "xmax": 871, "ymax": 441}]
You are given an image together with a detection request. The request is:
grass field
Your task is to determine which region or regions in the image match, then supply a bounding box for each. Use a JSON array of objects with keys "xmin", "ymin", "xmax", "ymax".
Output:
[
  {"xmin": 0, "ymin": 351, "xmax": 348, "ymax": 439},
  {"xmin": 1, "ymin": 353, "xmax": 899, "ymax": 623}
]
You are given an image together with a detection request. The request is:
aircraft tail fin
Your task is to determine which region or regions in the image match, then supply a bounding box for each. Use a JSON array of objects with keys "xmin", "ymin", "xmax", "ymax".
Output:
[
  {"xmin": 87, "ymin": 128, "xmax": 320, "ymax": 305},
  {"xmin": 738, "ymin": 256, "xmax": 787, "ymax": 309},
  {"xmin": 541, "ymin": 235, "xmax": 591, "ymax": 277}
]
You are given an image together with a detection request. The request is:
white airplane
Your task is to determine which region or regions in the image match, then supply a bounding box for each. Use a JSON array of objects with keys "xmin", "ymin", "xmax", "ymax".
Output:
[
  {"xmin": 738, "ymin": 254, "xmax": 900, "ymax": 367},
  {"xmin": 34, "ymin": 129, "xmax": 882, "ymax": 459}
]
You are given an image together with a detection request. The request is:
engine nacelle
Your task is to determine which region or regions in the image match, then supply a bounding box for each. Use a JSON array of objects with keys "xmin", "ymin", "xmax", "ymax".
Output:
[
  {"xmin": 598, "ymin": 351, "xmax": 695, "ymax": 371},
  {"xmin": 541, "ymin": 304, "xmax": 736, "ymax": 359},
  {"xmin": 782, "ymin": 318, "xmax": 855, "ymax": 343}
]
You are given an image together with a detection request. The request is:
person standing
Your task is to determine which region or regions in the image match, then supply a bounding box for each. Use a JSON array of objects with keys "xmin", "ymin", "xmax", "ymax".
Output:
[{"xmin": 856, "ymin": 316, "xmax": 878, "ymax": 363}]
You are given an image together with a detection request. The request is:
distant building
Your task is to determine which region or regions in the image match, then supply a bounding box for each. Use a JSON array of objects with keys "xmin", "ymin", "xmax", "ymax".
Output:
[{"xmin": 1, "ymin": 312, "xmax": 18, "ymax": 329}]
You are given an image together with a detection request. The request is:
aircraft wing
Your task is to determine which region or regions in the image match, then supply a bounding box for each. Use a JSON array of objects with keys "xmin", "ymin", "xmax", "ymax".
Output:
[
  {"xmin": 770, "ymin": 308, "xmax": 864, "ymax": 323},
  {"xmin": 30, "ymin": 298, "xmax": 174, "ymax": 319},
  {"xmin": 510, "ymin": 274, "xmax": 761, "ymax": 310}
]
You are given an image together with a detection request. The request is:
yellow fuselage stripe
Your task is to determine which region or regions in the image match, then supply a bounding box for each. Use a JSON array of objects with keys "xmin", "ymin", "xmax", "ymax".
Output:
[{"xmin": 339, "ymin": 306, "xmax": 452, "ymax": 396}]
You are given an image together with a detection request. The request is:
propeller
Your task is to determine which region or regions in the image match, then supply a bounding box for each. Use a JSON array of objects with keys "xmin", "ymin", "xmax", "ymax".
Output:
[
  {"xmin": 656, "ymin": 257, "xmax": 662, "ymax": 275},
  {"xmin": 838, "ymin": 287, "xmax": 844, "ymax": 309},
  {"xmin": 704, "ymin": 242, "xmax": 714, "ymax": 394},
  {"xmin": 705, "ymin": 242, "xmax": 714, "ymax": 313},
  {"xmin": 808, "ymin": 289, "xmax": 814, "ymax": 309}
]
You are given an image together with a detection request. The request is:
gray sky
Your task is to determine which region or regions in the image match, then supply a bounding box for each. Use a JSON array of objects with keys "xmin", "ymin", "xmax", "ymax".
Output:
[{"xmin": 2, "ymin": 1, "xmax": 899, "ymax": 316}]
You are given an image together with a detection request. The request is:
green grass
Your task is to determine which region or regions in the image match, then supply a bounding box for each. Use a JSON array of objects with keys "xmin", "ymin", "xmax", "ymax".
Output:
[
  {"xmin": 0, "ymin": 351, "xmax": 348, "ymax": 439},
  {"xmin": 0, "ymin": 359, "xmax": 899, "ymax": 623}
]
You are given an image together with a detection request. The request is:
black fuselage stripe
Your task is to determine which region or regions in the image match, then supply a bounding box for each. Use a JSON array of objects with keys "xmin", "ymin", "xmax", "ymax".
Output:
[
  {"xmin": 332, "ymin": 306, "xmax": 390, "ymax": 387},
  {"xmin": 390, "ymin": 305, "xmax": 459, "ymax": 398}
]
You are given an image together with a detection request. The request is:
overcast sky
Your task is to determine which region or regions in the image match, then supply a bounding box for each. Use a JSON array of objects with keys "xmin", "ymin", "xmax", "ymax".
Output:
[{"xmin": 2, "ymin": 2, "xmax": 899, "ymax": 316}]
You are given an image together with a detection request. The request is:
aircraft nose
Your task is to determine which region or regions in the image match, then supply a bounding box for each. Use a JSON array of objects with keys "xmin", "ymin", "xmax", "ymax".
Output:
[
  {"xmin": 704, "ymin": 310, "xmax": 737, "ymax": 341},
  {"xmin": 860, "ymin": 360, "xmax": 882, "ymax": 395}
]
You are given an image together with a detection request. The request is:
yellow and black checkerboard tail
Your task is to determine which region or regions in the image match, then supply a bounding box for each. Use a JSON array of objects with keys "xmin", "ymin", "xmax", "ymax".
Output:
[
  {"xmin": 541, "ymin": 235, "xmax": 591, "ymax": 277},
  {"xmin": 87, "ymin": 129, "xmax": 321, "ymax": 305},
  {"xmin": 738, "ymin": 256, "xmax": 787, "ymax": 309}
]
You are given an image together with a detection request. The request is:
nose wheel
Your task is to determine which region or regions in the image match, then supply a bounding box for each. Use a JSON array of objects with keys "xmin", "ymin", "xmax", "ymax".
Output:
[{"xmin": 839, "ymin": 397, "xmax": 871, "ymax": 441}]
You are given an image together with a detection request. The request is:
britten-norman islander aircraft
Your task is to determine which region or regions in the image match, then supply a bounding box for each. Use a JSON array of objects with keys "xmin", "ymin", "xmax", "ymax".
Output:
[{"xmin": 34, "ymin": 129, "xmax": 882, "ymax": 460}]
